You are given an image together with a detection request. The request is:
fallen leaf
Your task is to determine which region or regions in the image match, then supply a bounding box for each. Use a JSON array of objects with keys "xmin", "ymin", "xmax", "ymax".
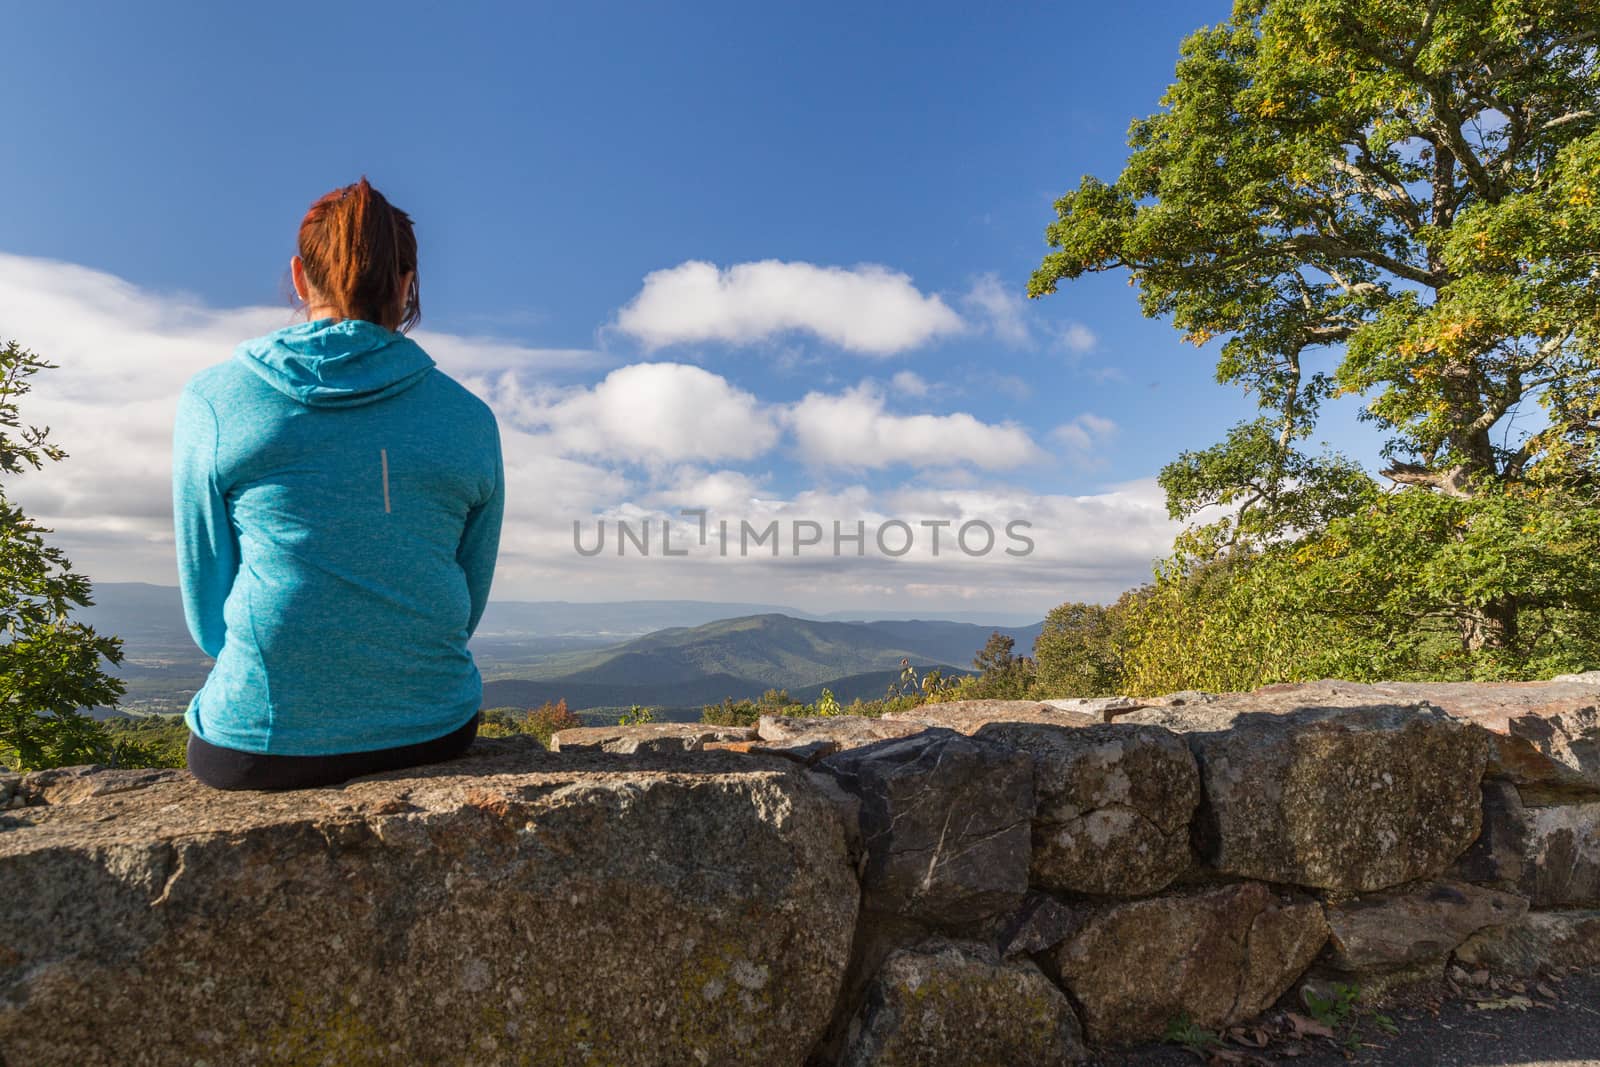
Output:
[
  {"xmin": 1537, "ymin": 983, "xmax": 1558, "ymax": 1000},
  {"xmin": 1225, "ymin": 1026, "xmax": 1269, "ymax": 1048},
  {"xmin": 1286, "ymin": 1013, "xmax": 1336, "ymax": 1040}
]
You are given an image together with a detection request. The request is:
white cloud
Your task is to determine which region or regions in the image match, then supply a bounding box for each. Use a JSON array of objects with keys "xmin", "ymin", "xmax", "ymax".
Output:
[
  {"xmin": 963, "ymin": 274, "xmax": 1031, "ymax": 347},
  {"xmin": 488, "ymin": 362, "xmax": 779, "ymax": 464},
  {"xmin": 0, "ymin": 251, "xmax": 1176, "ymax": 613},
  {"xmin": 414, "ymin": 332, "xmax": 604, "ymax": 376},
  {"xmin": 644, "ymin": 467, "xmax": 768, "ymax": 512},
  {"xmin": 1058, "ymin": 322, "xmax": 1099, "ymax": 353},
  {"xmin": 1052, "ymin": 413, "xmax": 1119, "ymax": 467},
  {"xmin": 0, "ymin": 252, "xmax": 622, "ymax": 585},
  {"xmin": 787, "ymin": 383, "xmax": 1043, "ymax": 471},
  {"xmin": 537, "ymin": 479, "xmax": 1178, "ymax": 614},
  {"xmin": 961, "ymin": 273, "xmax": 1101, "ymax": 358},
  {"xmin": 890, "ymin": 370, "xmax": 931, "ymax": 397},
  {"xmin": 613, "ymin": 259, "xmax": 963, "ymax": 355}
]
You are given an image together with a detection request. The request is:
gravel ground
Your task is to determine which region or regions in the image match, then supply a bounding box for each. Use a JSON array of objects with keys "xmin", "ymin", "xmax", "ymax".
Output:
[{"xmin": 1084, "ymin": 967, "xmax": 1600, "ymax": 1067}]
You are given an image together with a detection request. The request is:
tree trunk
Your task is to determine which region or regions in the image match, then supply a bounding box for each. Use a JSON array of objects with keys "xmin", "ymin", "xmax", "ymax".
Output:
[{"xmin": 1460, "ymin": 596, "xmax": 1518, "ymax": 653}]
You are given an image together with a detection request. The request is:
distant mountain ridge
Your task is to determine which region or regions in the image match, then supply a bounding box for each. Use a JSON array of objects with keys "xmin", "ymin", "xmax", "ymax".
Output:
[
  {"xmin": 74, "ymin": 584, "xmax": 1044, "ymax": 716},
  {"xmin": 482, "ymin": 612, "xmax": 1044, "ymax": 714}
]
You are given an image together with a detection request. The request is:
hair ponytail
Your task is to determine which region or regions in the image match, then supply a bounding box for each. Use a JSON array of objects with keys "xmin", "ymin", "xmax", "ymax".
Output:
[{"xmin": 295, "ymin": 176, "xmax": 421, "ymax": 332}]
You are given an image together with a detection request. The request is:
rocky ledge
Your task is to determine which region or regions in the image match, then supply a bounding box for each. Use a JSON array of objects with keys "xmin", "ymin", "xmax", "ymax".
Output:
[{"xmin": 3, "ymin": 675, "xmax": 1598, "ymax": 1066}]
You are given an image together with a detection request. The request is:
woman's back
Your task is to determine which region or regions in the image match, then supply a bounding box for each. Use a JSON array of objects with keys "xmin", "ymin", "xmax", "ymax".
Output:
[{"xmin": 175, "ymin": 317, "xmax": 503, "ymax": 756}]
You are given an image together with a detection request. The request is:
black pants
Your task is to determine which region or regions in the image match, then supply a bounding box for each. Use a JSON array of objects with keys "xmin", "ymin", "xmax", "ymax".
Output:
[{"xmin": 186, "ymin": 713, "xmax": 480, "ymax": 791}]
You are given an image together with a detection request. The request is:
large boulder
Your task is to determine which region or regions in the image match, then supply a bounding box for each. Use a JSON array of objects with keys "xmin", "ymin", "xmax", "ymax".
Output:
[
  {"xmin": 1518, "ymin": 800, "xmax": 1600, "ymax": 907},
  {"xmin": 549, "ymin": 722, "xmax": 755, "ymax": 753},
  {"xmin": 815, "ymin": 729, "xmax": 1034, "ymax": 926},
  {"xmin": 1323, "ymin": 879, "xmax": 1527, "ymax": 974},
  {"xmin": 882, "ymin": 700, "xmax": 1097, "ymax": 734},
  {"xmin": 1454, "ymin": 910, "xmax": 1600, "ymax": 974},
  {"xmin": 1245, "ymin": 677, "xmax": 1600, "ymax": 802},
  {"xmin": 0, "ymin": 740, "xmax": 859, "ymax": 1067},
  {"xmin": 973, "ymin": 722, "xmax": 1198, "ymax": 896},
  {"xmin": 1044, "ymin": 882, "xmax": 1328, "ymax": 1044},
  {"xmin": 1121, "ymin": 702, "xmax": 1489, "ymax": 891},
  {"xmin": 839, "ymin": 938, "xmax": 1086, "ymax": 1066},
  {"xmin": 1383, "ymin": 675, "xmax": 1600, "ymax": 801}
]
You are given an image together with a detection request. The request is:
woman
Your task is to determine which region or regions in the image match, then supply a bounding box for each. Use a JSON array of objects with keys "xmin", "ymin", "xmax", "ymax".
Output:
[{"xmin": 173, "ymin": 177, "xmax": 504, "ymax": 790}]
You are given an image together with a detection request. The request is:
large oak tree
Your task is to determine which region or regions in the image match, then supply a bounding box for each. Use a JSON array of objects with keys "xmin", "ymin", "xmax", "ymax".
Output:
[{"xmin": 1031, "ymin": 0, "xmax": 1600, "ymax": 666}]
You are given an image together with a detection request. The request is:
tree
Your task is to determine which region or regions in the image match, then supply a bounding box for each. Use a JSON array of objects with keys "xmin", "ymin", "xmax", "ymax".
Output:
[
  {"xmin": 0, "ymin": 340, "xmax": 127, "ymax": 771},
  {"xmin": 964, "ymin": 633, "xmax": 1037, "ymax": 700},
  {"xmin": 1032, "ymin": 600, "xmax": 1129, "ymax": 697},
  {"xmin": 617, "ymin": 704, "xmax": 656, "ymax": 726},
  {"xmin": 1031, "ymin": 0, "xmax": 1600, "ymax": 667}
]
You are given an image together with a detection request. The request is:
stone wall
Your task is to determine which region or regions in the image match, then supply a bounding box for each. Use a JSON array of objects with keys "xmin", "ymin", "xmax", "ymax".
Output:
[{"xmin": 3, "ymin": 676, "xmax": 1599, "ymax": 1065}]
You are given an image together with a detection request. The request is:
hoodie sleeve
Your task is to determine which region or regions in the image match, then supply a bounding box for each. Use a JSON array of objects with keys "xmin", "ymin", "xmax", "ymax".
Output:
[
  {"xmin": 457, "ymin": 418, "xmax": 504, "ymax": 638},
  {"xmin": 172, "ymin": 385, "xmax": 239, "ymax": 658}
]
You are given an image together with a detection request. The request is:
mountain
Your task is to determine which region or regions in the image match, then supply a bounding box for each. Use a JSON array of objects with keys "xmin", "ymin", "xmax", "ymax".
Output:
[
  {"xmin": 72, "ymin": 584, "xmax": 1046, "ymax": 716},
  {"xmin": 480, "ymin": 613, "xmax": 1043, "ymax": 713},
  {"xmin": 475, "ymin": 599, "xmax": 811, "ymax": 638}
]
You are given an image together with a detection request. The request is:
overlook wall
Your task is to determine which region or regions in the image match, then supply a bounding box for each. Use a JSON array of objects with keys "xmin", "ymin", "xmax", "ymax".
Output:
[{"xmin": 3, "ymin": 676, "xmax": 1599, "ymax": 1065}]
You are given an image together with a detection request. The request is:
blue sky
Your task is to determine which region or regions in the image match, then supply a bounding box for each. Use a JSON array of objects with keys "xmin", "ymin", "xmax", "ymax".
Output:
[{"xmin": 0, "ymin": 1, "xmax": 1375, "ymax": 616}]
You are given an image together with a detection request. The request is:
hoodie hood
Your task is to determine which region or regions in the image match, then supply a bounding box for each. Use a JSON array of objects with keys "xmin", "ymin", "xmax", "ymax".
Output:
[{"xmin": 234, "ymin": 318, "xmax": 436, "ymax": 408}]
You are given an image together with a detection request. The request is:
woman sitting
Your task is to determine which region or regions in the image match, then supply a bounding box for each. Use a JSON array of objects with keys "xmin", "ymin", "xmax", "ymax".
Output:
[{"xmin": 173, "ymin": 176, "xmax": 504, "ymax": 790}]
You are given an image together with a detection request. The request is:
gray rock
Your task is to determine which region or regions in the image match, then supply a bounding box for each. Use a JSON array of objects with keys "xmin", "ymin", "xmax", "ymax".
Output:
[
  {"xmin": 0, "ymin": 739, "xmax": 859, "ymax": 1067},
  {"xmin": 548, "ymin": 722, "xmax": 756, "ymax": 753},
  {"xmin": 974, "ymin": 721, "xmax": 1198, "ymax": 896},
  {"xmin": 758, "ymin": 714, "xmax": 929, "ymax": 750},
  {"xmin": 1039, "ymin": 692, "xmax": 1216, "ymax": 723},
  {"xmin": 996, "ymin": 891, "xmax": 1089, "ymax": 958},
  {"xmin": 1040, "ymin": 696, "xmax": 1150, "ymax": 721},
  {"xmin": 1447, "ymin": 780, "xmax": 1527, "ymax": 886},
  {"xmin": 750, "ymin": 738, "xmax": 842, "ymax": 764},
  {"xmin": 1323, "ymin": 879, "xmax": 1527, "ymax": 974},
  {"xmin": 882, "ymin": 700, "xmax": 1098, "ymax": 733},
  {"xmin": 1235, "ymin": 678, "xmax": 1600, "ymax": 802},
  {"xmin": 840, "ymin": 938, "xmax": 1086, "ymax": 1066},
  {"xmin": 17, "ymin": 765, "xmax": 185, "ymax": 805},
  {"xmin": 1366, "ymin": 678, "xmax": 1600, "ymax": 802},
  {"xmin": 1519, "ymin": 800, "xmax": 1600, "ymax": 906},
  {"xmin": 1123, "ymin": 702, "xmax": 1489, "ymax": 891},
  {"xmin": 1045, "ymin": 882, "xmax": 1328, "ymax": 1044},
  {"xmin": 816, "ymin": 729, "xmax": 1034, "ymax": 925},
  {"xmin": 1454, "ymin": 910, "xmax": 1600, "ymax": 975}
]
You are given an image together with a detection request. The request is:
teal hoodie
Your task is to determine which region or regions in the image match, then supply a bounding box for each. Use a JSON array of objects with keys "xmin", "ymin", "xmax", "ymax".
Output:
[{"xmin": 173, "ymin": 318, "xmax": 504, "ymax": 756}]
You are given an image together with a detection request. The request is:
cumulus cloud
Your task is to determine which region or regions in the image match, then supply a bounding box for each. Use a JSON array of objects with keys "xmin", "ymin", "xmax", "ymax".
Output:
[
  {"xmin": 0, "ymin": 252, "xmax": 609, "ymax": 584},
  {"xmin": 545, "ymin": 479, "xmax": 1177, "ymax": 613},
  {"xmin": 613, "ymin": 259, "xmax": 963, "ymax": 355},
  {"xmin": 1057, "ymin": 322, "xmax": 1099, "ymax": 353},
  {"xmin": 890, "ymin": 370, "xmax": 931, "ymax": 397},
  {"xmin": 1052, "ymin": 413, "xmax": 1119, "ymax": 468},
  {"xmin": 487, "ymin": 362, "xmax": 779, "ymax": 464},
  {"xmin": 787, "ymin": 383, "xmax": 1043, "ymax": 471},
  {"xmin": 963, "ymin": 274, "xmax": 1032, "ymax": 347},
  {"xmin": 0, "ymin": 251, "xmax": 1173, "ymax": 612},
  {"xmin": 643, "ymin": 467, "xmax": 768, "ymax": 512}
]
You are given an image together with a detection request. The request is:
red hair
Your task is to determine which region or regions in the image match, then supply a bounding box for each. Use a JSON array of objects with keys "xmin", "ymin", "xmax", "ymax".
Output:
[{"xmin": 294, "ymin": 176, "xmax": 421, "ymax": 332}]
